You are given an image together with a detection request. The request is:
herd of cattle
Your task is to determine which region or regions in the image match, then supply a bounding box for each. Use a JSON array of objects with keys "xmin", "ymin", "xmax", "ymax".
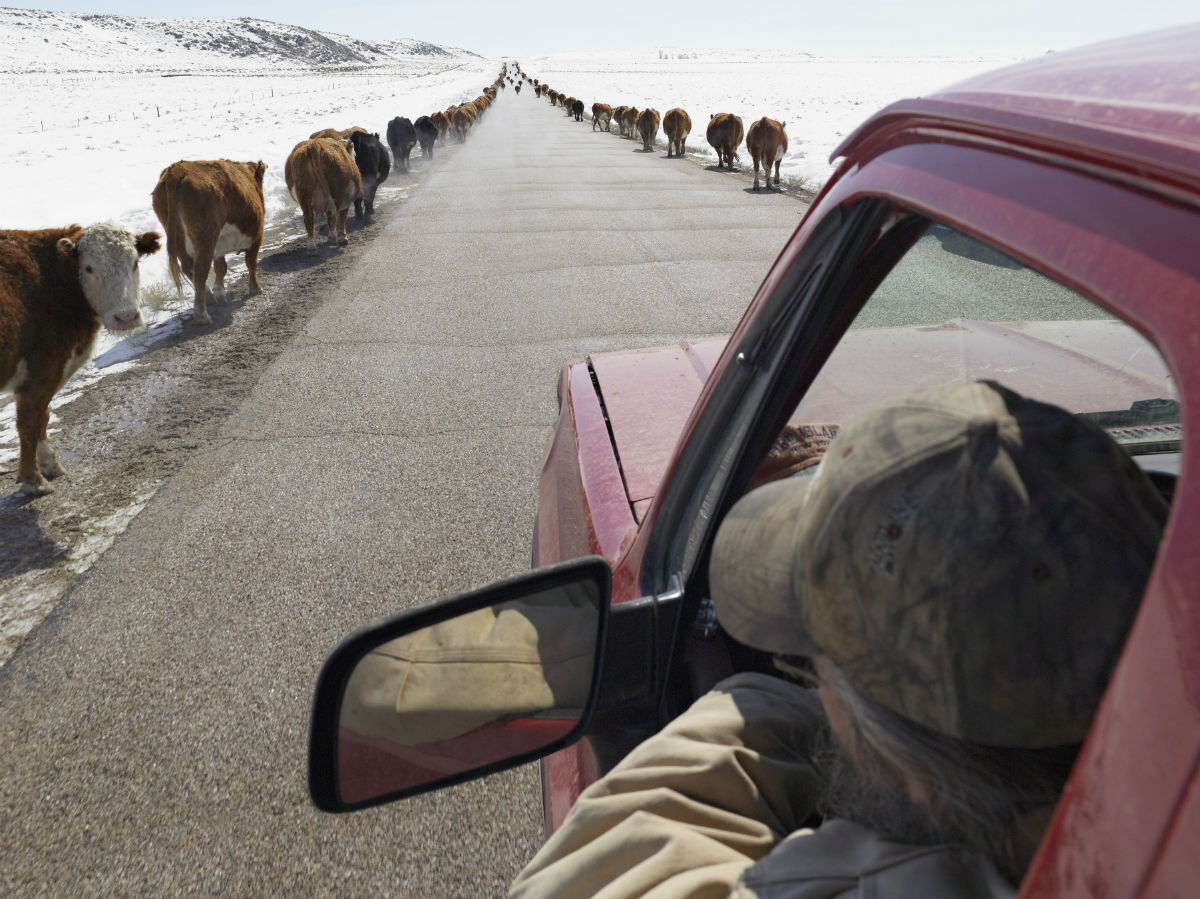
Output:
[
  {"xmin": 1, "ymin": 61, "xmax": 791, "ymax": 499},
  {"xmin": 508, "ymin": 62, "xmax": 790, "ymax": 191},
  {"xmin": 0, "ymin": 69, "xmax": 512, "ymax": 497}
]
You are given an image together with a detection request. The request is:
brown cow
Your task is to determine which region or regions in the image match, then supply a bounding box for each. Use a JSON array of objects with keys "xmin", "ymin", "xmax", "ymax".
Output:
[
  {"xmin": 284, "ymin": 138, "xmax": 361, "ymax": 254},
  {"xmin": 430, "ymin": 111, "xmax": 450, "ymax": 145},
  {"xmin": 663, "ymin": 108, "xmax": 692, "ymax": 158},
  {"xmin": 151, "ymin": 159, "xmax": 266, "ymax": 326},
  {"xmin": 622, "ymin": 107, "xmax": 640, "ymax": 138},
  {"xmin": 612, "ymin": 105, "xmax": 628, "ymax": 135},
  {"xmin": 746, "ymin": 117, "xmax": 789, "ymax": 190},
  {"xmin": 309, "ymin": 126, "xmax": 368, "ymax": 140},
  {"xmin": 0, "ymin": 224, "xmax": 161, "ymax": 494},
  {"xmin": 451, "ymin": 106, "xmax": 474, "ymax": 142},
  {"xmin": 706, "ymin": 113, "xmax": 745, "ymax": 170},
  {"xmin": 592, "ymin": 103, "xmax": 613, "ymax": 132},
  {"xmin": 637, "ymin": 108, "xmax": 661, "ymax": 152}
]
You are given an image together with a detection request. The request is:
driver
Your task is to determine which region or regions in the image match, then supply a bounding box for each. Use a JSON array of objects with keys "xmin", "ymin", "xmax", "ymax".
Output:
[{"xmin": 510, "ymin": 380, "xmax": 1167, "ymax": 897}]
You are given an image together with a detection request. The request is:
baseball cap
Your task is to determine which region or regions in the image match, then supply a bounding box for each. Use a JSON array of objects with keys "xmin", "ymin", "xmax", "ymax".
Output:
[{"xmin": 710, "ymin": 381, "xmax": 1168, "ymax": 748}]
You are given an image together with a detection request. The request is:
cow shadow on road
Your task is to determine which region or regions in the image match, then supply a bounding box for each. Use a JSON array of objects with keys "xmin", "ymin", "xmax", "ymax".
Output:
[{"xmin": 0, "ymin": 499, "xmax": 64, "ymax": 577}]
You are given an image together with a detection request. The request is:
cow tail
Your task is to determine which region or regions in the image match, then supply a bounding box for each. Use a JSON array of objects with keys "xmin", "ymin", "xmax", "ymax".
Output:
[{"xmin": 164, "ymin": 178, "xmax": 183, "ymax": 293}]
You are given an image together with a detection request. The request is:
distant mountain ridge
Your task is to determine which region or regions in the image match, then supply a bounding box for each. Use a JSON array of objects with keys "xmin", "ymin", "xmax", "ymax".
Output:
[{"xmin": 0, "ymin": 7, "xmax": 479, "ymax": 73}]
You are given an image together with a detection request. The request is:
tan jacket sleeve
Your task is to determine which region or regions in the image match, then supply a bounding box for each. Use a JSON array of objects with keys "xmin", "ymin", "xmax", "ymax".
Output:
[{"xmin": 510, "ymin": 672, "xmax": 826, "ymax": 899}]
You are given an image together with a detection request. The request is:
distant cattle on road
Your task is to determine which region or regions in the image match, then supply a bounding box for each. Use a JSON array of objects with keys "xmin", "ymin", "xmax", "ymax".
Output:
[
  {"xmin": 451, "ymin": 106, "xmax": 473, "ymax": 142},
  {"xmin": 592, "ymin": 103, "xmax": 613, "ymax": 131},
  {"xmin": 663, "ymin": 108, "xmax": 692, "ymax": 157},
  {"xmin": 349, "ymin": 131, "xmax": 390, "ymax": 218},
  {"xmin": 706, "ymin": 113, "xmax": 745, "ymax": 170},
  {"xmin": 430, "ymin": 111, "xmax": 450, "ymax": 145},
  {"xmin": 746, "ymin": 117, "xmax": 788, "ymax": 190},
  {"xmin": 151, "ymin": 158, "xmax": 266, "ymax": 326},
  {"xmin": 0, "ymin": 224, "xmax": 161, "ymax": 494},
  {"xmin": 284, "ymin": 138, "xmax": 361, "ymax": 254},
  {"xmin": 637, "ymin": 108, "xmax": 661, "ymax": 151},
  {"xmin": 309, "ymin": 126, "xmax": 368, "ymax": 141},
  {"xmin": 386, "ymin": 117, "xmax": 418, "ymax": 173},
  {"xmin": 413, "ymin": 116, "xmax": 438, "ymax": 159},
  {"xmin": 622, "ymin": 107, "xmax": 640, "ymax": 139}
]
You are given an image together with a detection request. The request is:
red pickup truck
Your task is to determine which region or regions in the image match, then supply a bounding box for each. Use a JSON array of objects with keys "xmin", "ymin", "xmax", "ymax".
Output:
[{"xmin": 311, "ymin": 25, "xmax": 1200, "ymax": 896}]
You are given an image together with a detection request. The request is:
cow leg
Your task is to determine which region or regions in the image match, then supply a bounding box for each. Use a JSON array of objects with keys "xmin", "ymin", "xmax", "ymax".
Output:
[
  {"xmin": 336, "ymin": 208, "xmax": 350, "ymax": 246},
  {"xmin": 325, "ymin": 205, "xmax": 339, "ymax": 247},
  {"xmin": 14, "ymin": 384, "xmax": 55, "ymax": 494},
  {"xmin": 246, "ymin": 240, "xmax": 263, "ymax": 296},
  {"xmin": 212, "ymin": 255, "xmax": 229, "ymax": 303},
  {"xmin": 191, "ymin": 248, "xmax": 214, "ymax": 324},
  {"xmin": 753, "ymin": 153, "xmax": 762, "ymax": 190},
  {"xmin": 303, "ymin": 205, "xmax": 318, "ymax": 256},
  {"xmin": 774, "ymin": 158, "xmax": 782, "ymax": 187}
]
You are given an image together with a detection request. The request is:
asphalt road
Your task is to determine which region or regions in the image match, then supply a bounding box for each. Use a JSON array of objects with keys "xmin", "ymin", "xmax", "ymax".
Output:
[{"xmin": 0, "ymin": 90, "xmax": 803, "ymax": 894}]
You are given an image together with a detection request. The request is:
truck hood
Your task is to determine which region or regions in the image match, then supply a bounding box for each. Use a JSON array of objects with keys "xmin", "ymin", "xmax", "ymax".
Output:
[{"xmin": 590, "ymin": 319, "xmax": 1175, "ymax": 520}]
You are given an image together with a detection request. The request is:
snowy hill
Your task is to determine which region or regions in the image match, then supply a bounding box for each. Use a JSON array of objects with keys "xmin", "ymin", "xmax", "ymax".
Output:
[{"xmin": 0, "ymin": 6, "xmax": 479, "ymax": 73}]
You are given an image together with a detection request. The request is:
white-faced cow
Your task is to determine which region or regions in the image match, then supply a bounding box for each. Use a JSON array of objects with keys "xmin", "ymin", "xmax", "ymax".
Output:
[
  {"xmin": 151, "ymin": 159, "xmax": 266, "ymax": 326},
  {"xmin": 746, "ymin": 117, "xmax": 789, "ymax": 190},
  {"xmin": 637, "ymin": 108, "xmax": 661, "ymax": 152},
  {"xmin": 663, "ymin": 108, "xmax": 692, "ymax": 158},
  {"xmin": 0, "ymin": 224, "xmax": 161, "ymax": 494},
  {"xmin": 386, "ymin": 117, "xmax": 418, "ymax": 173},
  {"xmin": 706, "ymin": 113, "xmax": 745, "ymax": 169},
  {"xmin": 349, "ymin": 131, "xmax": 390, "ymax": 218},
  {"xmin": 285, "ymin": 138, "xmax": 362, "ymax": 254}
]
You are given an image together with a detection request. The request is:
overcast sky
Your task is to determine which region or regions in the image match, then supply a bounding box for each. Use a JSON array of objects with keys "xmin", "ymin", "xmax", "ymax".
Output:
[{"xmin": 9, "ymin": 0, "xmax": 1199, "ymax": 58}]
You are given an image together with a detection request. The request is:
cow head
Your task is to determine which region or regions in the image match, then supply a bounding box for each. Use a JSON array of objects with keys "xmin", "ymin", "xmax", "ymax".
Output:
[{"xmin": 58, "ymin": 224, "xmax": 161, "ymax": 331}]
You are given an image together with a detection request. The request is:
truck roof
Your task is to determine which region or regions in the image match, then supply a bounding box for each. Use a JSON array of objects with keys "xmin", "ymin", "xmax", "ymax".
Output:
[{"xmin": 833, "ymin": 25, "xmax": 1200, "ymax": 198}]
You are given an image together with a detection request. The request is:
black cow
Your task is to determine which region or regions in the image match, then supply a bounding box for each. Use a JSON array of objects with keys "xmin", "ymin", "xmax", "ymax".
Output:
[
  {"xmin": 571, "ymin": 98, "xmax": 584, "ymax": 122},
  {"xmin": 349, "ymin": 131, "xmax": 390, "ymax": 218},
  {"xmin": 385, "ymin": 116, "xmax": 418, "ymax": 173},
  {"xmin": 413, "ymin": 116, "xmax": 438, "ymax": 160}
]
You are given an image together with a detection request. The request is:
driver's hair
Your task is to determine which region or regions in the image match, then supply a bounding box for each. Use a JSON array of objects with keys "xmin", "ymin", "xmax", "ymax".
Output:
[{"xmin": 813, "ymin": 656, "xmax": 1079, "ymax": 883}]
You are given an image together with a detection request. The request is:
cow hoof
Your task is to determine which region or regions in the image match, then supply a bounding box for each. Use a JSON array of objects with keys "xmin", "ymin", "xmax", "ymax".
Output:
[
  {"xmin": 193, "ymin": 310, "xmax": 212, "ymax": 326},
  {"xmin": 246, "ymin": 286, "xmax": 263, "ymax": 298},
  {"xmin": 338, "ymin": 237, "xmax": 349, "ymax": 247},
  {"xmin": 18, "ymin": 477, "xmax": 53, "ymax": 496}
]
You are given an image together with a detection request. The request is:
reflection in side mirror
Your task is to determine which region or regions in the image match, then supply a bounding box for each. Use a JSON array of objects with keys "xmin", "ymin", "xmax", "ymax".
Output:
[{"xmin": 309, "ymin": 557, "xmax": 610, "ymax": 812}]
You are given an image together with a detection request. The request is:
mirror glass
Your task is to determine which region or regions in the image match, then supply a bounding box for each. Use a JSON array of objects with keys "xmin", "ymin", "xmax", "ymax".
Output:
[{"xmin": 336, "ymin": 578, "xmax": 602, "ymax": 805}]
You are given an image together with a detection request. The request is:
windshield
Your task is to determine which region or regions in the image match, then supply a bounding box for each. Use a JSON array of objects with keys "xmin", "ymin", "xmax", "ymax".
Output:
[{"xmin": 788, "ymin": 222, "xmax": 1180, "ymax": 462}]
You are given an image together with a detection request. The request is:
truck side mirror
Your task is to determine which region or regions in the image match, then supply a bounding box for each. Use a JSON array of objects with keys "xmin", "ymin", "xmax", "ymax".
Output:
[{"xmin": 309, "ymin": 557, "xmax": 611, "ymax": 812}]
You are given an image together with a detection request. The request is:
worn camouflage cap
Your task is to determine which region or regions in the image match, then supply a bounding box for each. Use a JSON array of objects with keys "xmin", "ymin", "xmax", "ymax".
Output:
[{"xmin": 711, "ymin": 381, "xmax": 1167, "ymax": 748}]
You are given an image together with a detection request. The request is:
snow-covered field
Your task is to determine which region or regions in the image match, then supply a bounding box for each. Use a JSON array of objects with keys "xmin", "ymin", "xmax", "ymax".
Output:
[
  {"xmin": 0, "ymin": 9, "xmax": 1020, "ymax": 446},
  {"xmin": 522, "ymin": 49, "xmax": 1018, "ymax": 188}
]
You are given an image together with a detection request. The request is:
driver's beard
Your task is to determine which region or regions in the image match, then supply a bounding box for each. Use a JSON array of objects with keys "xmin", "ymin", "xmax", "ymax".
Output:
[{"xmin": 813, "ymin": 728, "xmax": 944, "ymax": 848}]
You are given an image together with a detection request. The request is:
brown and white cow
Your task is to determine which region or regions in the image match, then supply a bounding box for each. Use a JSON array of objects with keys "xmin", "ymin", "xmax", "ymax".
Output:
[
  {"xmin": 284, "ymin": 138, "xmax": 361, "ymax": 254},
  {"xmin": 706, "ymin": 113, "xmax": 745, "ymax": 170},
  {"xmin": 637, "ymin": 108, "xmax": 661, "ymax": 152},
  {"xmin": 612, "ymin": 106, "xmax": 628, "ymax": 136},
  {"xmin": 0, "ymin": 224, "xmax": 161, "ymax": 494},
  {"xmin": 663, "ymin": 108, "xmax": 692, "ymax": 158},
  {"xmin": 621, "ymin": 107, "xmax": 640, "ymax": 139},
  {"xmin": 592, "ymin": 103, "xmax": 613, "ymax": 132},
  {"xmin": 746, "ymin": 117, "xmax": 789, "ymax": 190},
  {"xmin": 151, "ymin": 159, "xmax": 266, "ymax": 326}
]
